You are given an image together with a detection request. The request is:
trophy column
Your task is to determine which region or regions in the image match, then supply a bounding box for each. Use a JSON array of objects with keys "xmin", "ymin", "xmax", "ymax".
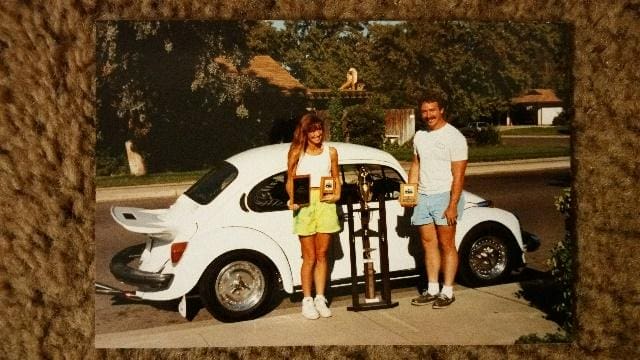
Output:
[{"xmin": 346, "ymin": 166, "xmax": 398, "ymax": 311}]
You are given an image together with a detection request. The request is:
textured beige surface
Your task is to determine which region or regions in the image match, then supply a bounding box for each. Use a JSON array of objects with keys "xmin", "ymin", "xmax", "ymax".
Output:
[{"xmin": 0, "ymin": 0, "xmax": 638, "ymax": 359}]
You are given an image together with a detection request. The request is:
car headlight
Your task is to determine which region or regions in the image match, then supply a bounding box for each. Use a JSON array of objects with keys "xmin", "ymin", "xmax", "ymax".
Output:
[{"xmin": 476, "ymin": 200, "xmax": 493, "ymax": 207}]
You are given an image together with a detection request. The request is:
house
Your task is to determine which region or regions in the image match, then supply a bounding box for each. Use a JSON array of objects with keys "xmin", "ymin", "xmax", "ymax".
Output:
[
  {"xmin": 510, "ymin": 89, "xmax": 563, "ymax": 126},
  {"xmin": 214, "ymin": 55, "xmax": 307, "ymax": 95},
  {"xmin": 215, "ymin": 56, "xmax": 414, "ymax": 143}
]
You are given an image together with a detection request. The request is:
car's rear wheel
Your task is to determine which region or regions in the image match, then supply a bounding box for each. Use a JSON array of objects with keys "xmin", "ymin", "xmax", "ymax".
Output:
[
  {"xmin": 198, "ymin": 251, "xmax": 278, "ymax": 322},
  {"xmin": 458, "ymin": 223, "xmax": 519, "ymax": 286}
]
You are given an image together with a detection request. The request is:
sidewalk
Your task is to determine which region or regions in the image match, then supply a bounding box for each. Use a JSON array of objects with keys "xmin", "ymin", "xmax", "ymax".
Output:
[
  {"xmin": 96, "ymin": 157, "xmax": 570, "ymax": 203},
  {"xmin": 95, "ymin": 282, "xmax": 561, "ymax": 347}
]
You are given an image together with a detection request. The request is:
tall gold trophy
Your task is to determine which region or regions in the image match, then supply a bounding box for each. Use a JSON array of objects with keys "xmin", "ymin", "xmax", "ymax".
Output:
[
  {"xmin": 357, "ymin": 166, "xmax": 377, "ymax": 302},
  {"xmin": 346, "ymin": 166, "xmax": 398, "ymax": 311}
]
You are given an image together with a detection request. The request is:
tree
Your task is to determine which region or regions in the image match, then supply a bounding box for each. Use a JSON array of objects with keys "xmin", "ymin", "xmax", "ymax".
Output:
[
  {"xmin": 367, "ymin": 21, "xmax": 571, "ymax": 126},
  {"xmin": 96, "ymin": 21, "xmax": 256, "ymax": 175},
  {"xmin": 260, "ymin": 21, "xmax": 372, "ymax": 90},
  {"xmin": 343, "ymin": 102, "xmax": 386, "ymax": 148},
  {"xmin": 249, "ymin": 20, "xmax": 571, "ymax": 137}
]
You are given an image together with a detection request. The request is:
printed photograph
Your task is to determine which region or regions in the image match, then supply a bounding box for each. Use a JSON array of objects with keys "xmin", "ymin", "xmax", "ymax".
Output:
[{"xmin": 94, "ymin": 20, "xmax": 573, "ymax": 347}]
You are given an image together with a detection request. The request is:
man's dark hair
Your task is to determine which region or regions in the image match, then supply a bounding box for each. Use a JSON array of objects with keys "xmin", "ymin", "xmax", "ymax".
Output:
[{"xmin": 419, "ymin": 90, "xmax": 447, "ymax": 110}]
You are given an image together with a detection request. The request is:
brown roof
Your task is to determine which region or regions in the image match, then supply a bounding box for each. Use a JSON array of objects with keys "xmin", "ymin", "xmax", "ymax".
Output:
[
  {"xmin": 511, "ymin": 89, "xmax": 562, "ymax": 105},
  {"xmin": 214, "ymin": 55, "xmax": 306, "ymax": 93}
]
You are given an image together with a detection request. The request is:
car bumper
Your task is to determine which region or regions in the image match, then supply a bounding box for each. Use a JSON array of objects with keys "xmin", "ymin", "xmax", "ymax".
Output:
[
  {"xmin": 110, "ymin": 243, "xmax": 174, "ymax": 292},
  {"xmin": 522, "ymin": 231, "xmax": 541, "ymax": 252}
]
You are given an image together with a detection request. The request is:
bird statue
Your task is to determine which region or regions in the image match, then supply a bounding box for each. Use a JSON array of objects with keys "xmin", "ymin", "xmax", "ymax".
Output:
[{"xmin": 339, "ymin": 67, "xmax": 358, "ymax": 90}]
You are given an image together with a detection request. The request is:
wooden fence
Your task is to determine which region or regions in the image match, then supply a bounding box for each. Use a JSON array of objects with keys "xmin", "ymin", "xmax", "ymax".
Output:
[
  {"xmin": 384, "ymin": 108, "xmax": 415, "ymax": 145},
  {"xmin": 316, "ymin": 108, "xmax": 415, "ymax": 145}
]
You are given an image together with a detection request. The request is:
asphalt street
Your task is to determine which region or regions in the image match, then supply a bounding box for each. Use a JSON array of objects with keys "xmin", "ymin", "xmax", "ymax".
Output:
[{"xmin": 95, "ymin": 165, "xmax": 570, "ymax": 335}]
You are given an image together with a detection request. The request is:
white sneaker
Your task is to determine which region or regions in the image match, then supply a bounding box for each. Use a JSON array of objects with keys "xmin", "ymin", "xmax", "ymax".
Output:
[
  {"xmin": 314, "ymin": 295, "xmax": 332, "ymax": 318},
  {"xmin": 302, "ymin": 297, "xmax": 320, "ymax": 320}
]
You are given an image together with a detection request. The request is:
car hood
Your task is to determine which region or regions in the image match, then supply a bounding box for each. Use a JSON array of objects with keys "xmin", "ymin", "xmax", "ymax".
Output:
[
  {"xmin": 111, "ymin": 196, "xmax": 199, "ymax": 234},
  {"xmin": 463, "ymin": 191, "xmax": 486, "ymax": 208}
]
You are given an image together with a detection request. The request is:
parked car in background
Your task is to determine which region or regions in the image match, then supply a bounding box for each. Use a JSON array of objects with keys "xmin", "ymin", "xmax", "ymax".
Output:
[
  {"xmin": 102, "ymin": 143, "xmax": 540, "ymax": 322},
  {"xmin": 460, "ymin": 121, "xmax": 490, "ymax": 137}
]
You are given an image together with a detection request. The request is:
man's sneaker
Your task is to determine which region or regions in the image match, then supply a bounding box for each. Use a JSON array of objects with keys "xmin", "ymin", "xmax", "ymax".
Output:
[
  {"xmin": 432, "ymin": 293, "xmax": 455, "ymax": 309},
  {"xmin": 410, "ymin": 292, "xmax": 438, "ymax": 306},
  {"xmin": 314, "ymin": 295, "xmax": 332, "ymax": 318},
  {"xmin": 302, "ymin": 297, "xmax": 320, "ymax": 319}
]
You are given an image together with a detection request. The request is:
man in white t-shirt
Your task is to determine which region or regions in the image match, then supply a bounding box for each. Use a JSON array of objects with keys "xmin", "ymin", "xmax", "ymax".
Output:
[{"xmin": 403, "ymin": 93, "xmax": 468, "ymax": 309}]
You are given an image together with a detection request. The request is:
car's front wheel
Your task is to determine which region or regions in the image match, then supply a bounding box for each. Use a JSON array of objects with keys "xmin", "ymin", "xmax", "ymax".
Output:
[
  {"xmin": 458, "ymin": 223, "xmax": 519, "ymax": 286},
  {"xmin": 198, "ymin": 251, "xmax": 278, "ymax": 322}
]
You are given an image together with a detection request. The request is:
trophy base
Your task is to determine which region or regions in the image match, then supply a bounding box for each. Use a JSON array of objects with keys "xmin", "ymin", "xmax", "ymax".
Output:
[
  {"xmin": 347, "ymin": 294, "xmax": 399, "ymax": 312},
  {"xmin": 364, "ymin": 295, "xmax": 380, "ymax": 304},
  {"xmin": 347, "ymin": 301, "xmax": 399, "ymax": 312}
]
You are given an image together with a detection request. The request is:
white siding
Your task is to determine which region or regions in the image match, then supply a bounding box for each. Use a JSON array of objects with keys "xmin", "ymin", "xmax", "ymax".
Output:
[{"xmin": 537, "ymin": 107, "xmax": 563, "ymax": 125}]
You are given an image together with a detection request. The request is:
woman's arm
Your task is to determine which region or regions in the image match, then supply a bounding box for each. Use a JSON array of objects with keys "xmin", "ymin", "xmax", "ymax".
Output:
[{"xmin": 286, "ymin": 151, "xmax": 299, "ymax": 210}]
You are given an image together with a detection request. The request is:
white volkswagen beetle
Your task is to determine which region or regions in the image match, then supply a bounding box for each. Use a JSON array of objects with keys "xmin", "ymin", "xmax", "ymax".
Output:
[{"xmin": 105, "ymin": 143, "xmax": 539, "ymax": 321}]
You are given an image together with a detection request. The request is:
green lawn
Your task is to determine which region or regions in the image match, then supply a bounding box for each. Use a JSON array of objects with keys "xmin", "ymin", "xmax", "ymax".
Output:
[
  {"xmin": 468, "ymin": 145, "xmax": 569, "ymax": 162},
  {"xmin": 96, "ymin": 170, "xmax": 208, "ymax": 188},
  {"xmin": 500, "ymin": 126, "xmax": 569, "ymax": 136},
  {"xmin": 98, "ymin": 144, "xmax": 570, "ymax": 188}
]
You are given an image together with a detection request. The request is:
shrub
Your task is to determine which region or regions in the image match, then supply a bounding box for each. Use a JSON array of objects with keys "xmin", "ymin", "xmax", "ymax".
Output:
[
  {"xmin": 383, "ymin": 137, "xmax": 414, "ymax": 161},
  {"xmin": 344, "ymin": 104, "xmax": 385, "ymax": 148},
  {"xmin": 515, "ymin": 188, "xmax": 574, "ymax": 344},
  {"xmin": 96, "ymin": 148, "xmax": 128, "ymax": 176},
  {"xmin": 548, "ymin": 187, "xmax": 574, "ymax": 334},
  {"xmin": 474, "ymin": 125, "xmax": 501, "ymax": 145},
  {"xmin": 552, "ymin": 109, "xmax": 571, "ymax": 126},
  {"xmin": 327, "ymin": 96, "xmax": 346, "ymax": 142}
]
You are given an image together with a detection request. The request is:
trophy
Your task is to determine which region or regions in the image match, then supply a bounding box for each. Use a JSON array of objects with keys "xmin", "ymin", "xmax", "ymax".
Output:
[
  {"xmin": 320, "ymin": 176, "xmax": 335, "ymax": 199},
  {"xmin": 357, "ymin": 166, "xmax": 377, "ymax": 302},
  {"xmin": 293, "ymin": 175, "xmax": 310, "ymax": 207},
  {"xmin": 357, "ymin": 167, "xmax": 373, "ymax": 208},
  {"xmin": 399, "ymin": 183, "xmax": 418, "ymax": 206},
  {"xmin": 345, "ymin": 166, "xmax": 399, "ymax": 311}
]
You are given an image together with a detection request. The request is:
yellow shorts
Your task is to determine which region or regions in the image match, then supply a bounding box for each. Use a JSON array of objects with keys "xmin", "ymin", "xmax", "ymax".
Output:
[{"xmin": 293, "ymin": 189, "xmax": 341, "ymax": 236}]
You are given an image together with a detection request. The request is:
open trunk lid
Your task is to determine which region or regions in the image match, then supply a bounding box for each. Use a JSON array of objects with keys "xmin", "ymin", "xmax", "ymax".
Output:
[{"xmin": 110, "ymin": 195, "xmax": 200, "ymax": 234}]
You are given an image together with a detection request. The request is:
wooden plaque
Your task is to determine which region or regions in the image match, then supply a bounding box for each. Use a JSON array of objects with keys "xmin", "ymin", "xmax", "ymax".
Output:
[
  {"xmin": 399, "ymin": 183, "xmax": 418, "ymax": 206},
  {"xmin": 320, "ymin": 176, "xmax": 335, "ymax": 198},
  {"xmin": 293, "ymin": 175, "xmax": 310, "ymax": 206}
]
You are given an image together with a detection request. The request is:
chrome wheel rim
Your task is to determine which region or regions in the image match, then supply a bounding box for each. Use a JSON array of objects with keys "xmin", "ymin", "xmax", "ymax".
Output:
[
  {"xmin": 468, "ymin": 236, "xmax": 508, "ymax": 280},
  {"xmin": 215, "ymin": 261, "xmax": 265, "ymax": 312}
]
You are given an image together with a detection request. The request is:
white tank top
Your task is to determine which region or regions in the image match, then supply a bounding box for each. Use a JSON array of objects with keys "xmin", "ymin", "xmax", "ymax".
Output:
[{"xmin": 295, "ymin": 146, "xmax": 332, "ymax": 187}]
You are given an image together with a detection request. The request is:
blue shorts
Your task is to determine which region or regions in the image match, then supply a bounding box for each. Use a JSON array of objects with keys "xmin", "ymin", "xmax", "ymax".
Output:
[{"xmin": 410, "ymin": 192, "xmax": 465, "ymax": 226}]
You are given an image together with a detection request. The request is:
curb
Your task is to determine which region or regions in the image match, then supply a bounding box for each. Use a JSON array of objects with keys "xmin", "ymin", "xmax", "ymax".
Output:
[
  {"xmin": 96, "ymin": 157, "xmax": 570, "ymax": 203},
  {"xmin": 95, "ymin": 281, "xmax": 562, "ymax": 347}
]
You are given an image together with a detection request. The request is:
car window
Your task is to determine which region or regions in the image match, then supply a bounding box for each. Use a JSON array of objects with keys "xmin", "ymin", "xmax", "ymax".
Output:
[
  {"xmin": 339, "ymin": 164, "xmax": 403, "ymax": 205},
  {"xmin": 247, "ymin": 164, "xmax": 405, "ymax": 211},
  {"xmin": 184, "ymin": 161, "xmax": 238, "ymax": 205},
  {"xmin": 247, "ymin": 172, "xmax": 289, "ymax": 212}
]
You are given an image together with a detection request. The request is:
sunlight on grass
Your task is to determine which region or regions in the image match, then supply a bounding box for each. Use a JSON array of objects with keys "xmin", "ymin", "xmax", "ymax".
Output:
[
  {"xmin": 500, "ymin": 126, "xmax": 569, "ymax": 136},
  {"xmin": 97, "ymin": 170, "xmax": 208, "ymax": 188},
  {"xmin": 97, "ymin": 144, "xmax": 570, "ymax": 188},
  {"xmin": 468, "ymin": 145, "xmax": 569, "ymax": 162}
]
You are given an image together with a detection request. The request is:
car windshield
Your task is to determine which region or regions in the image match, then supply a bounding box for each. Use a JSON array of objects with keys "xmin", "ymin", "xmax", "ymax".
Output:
[{"xmin": 184, "ymin": 161, "xmax": 238, "ymax": 205}]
